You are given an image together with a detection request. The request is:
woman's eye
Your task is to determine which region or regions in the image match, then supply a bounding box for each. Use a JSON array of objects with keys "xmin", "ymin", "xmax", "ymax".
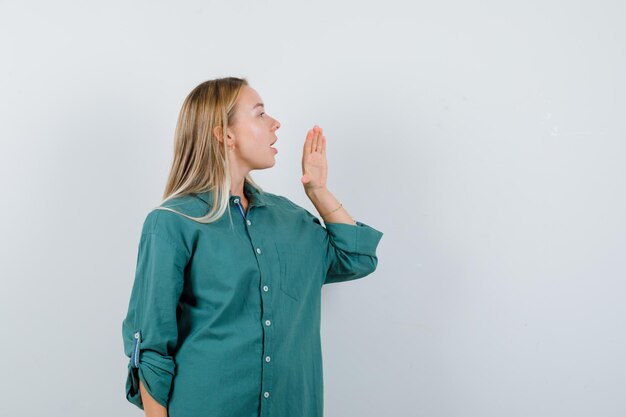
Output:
[{"xmin": 259, "ymin": 112, "xmax": 265, "ymax": 117}]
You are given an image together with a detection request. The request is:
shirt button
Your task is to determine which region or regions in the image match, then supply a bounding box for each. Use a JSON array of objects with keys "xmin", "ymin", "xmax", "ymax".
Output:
[
  {"xmin": 265, "ymin": 356, "xmax": 271, "ymax": 362},
  {"xmin": 247, "ymin": 219, "xmax": 251, "ymax": 226},
  {"xmin": 264, "ymin": 392, "xmax": 270, "ymax": 398},
  {"xmin": 265, "ymin": 320, "xmax": 271, "ymax": 326},
  {"xmin": 263, "ymin": 285, "xmax": 269, "ymax": 292},
  {"xmin": 256, "ymin": 248, "xmax": 262, "ymax": 254}
]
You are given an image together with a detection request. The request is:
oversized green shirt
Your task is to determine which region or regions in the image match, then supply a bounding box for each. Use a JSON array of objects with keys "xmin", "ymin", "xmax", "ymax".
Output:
[{"xmin": 122, "ymin": 181, "xmax": 384, "ymax": 417}]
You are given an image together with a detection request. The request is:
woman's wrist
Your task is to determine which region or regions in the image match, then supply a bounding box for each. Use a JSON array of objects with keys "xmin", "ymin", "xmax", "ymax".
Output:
[{"xmin": 306, "ymin": 187, "xmax": 355, "ymax": 225}]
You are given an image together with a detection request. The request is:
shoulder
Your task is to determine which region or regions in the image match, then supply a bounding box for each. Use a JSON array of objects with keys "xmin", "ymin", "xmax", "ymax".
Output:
[
  {"xmin": 142, "ymin": 195, "xmax": 203, "ymax": 226},
  {"xmin": 267, "ymin": 193, "xmax": 322, "ymax": 226},
  {"xmin": 138, "ymin": 195, "xmax": 206, "ymax": 255},
  {"xmin": 266, "ymin": 192, "xmax": 301, "ymax": 212}
]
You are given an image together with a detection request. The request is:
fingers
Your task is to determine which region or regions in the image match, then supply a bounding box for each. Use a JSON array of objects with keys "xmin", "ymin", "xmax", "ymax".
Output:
[
  {"xmin": 316, "ymin": 127, "xmax": 326, "ymax": 154},
  {"xmin": 313, "ymin": 126, "xmax": 320, "ymax": 152},
  {"xmin": 305, "ymin": 125, "xmax": 325, "ymax": 154},
  {"xmin": 304, "ymin": 128, "xmax": 314, "ymax": 154}
]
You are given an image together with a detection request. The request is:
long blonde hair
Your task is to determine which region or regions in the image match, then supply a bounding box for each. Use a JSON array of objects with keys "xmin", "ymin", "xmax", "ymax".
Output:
[{"xmin": 152, "ymin": 76, "xmax": 264, "ymax": 224}]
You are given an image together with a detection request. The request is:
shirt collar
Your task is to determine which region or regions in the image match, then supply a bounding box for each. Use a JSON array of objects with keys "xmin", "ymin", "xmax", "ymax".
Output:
[{"xmin": 194, "ymin": 181, "xmax": 275, "ymax": 207}]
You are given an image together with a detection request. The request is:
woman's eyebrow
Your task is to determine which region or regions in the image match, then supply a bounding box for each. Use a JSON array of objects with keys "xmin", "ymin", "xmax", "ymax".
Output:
[{"xmin": 252, "ymin": 103, "xmax": 265, "ymax": 110}]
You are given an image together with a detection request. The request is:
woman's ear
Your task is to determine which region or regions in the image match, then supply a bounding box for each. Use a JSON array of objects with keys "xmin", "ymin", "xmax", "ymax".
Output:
[
  {"xmin": 213, "ymin": 125, "xmax": 224, "ymax": 144},
  {"xmin": 213, "ymin": 125, "xmax": 233, "ymax": 144}
]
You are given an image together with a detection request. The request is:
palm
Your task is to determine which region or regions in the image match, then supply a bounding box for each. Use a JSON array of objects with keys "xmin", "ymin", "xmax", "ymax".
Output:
[{"xmin": 301, "ymin": 126, "xmax": 328, "ymax": 193}]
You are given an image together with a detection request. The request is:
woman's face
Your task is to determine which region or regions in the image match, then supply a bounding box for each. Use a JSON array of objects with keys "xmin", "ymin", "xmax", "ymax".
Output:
[{"xmin": 228, "ymin": 85, "xmax": 281, "ymax": 170}]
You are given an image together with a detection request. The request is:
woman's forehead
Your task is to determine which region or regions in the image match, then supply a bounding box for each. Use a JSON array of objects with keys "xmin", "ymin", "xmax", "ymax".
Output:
[{"xmin": 238, "ymin": 85, "xmax": 263, "ymax": 107}]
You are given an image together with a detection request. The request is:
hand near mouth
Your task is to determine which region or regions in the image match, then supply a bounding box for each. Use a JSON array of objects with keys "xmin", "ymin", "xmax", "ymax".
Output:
[{"xmin": 301, "ymin": 125, "xmax": 328, "ymax": 194}]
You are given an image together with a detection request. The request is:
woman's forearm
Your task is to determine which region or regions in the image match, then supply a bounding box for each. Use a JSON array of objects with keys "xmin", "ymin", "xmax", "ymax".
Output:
[
  {"xmin": 139, "ymin": 379, "xmax": 168, "ymax": 417},
  {"xmin": 306, "ymin": 187, "xmax": 356, "ymax": 225}
]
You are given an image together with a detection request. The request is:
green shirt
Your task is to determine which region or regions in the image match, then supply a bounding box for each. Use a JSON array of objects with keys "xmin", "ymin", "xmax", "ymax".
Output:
[{"xmin": 122, "ymin": 181, "xmax": 384, "ymax": 417}]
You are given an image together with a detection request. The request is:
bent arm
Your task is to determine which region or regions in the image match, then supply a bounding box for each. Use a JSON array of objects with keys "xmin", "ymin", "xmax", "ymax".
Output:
[{"xmin": 302, "ymin": 187, "xmax": 384, "ymax": 284}]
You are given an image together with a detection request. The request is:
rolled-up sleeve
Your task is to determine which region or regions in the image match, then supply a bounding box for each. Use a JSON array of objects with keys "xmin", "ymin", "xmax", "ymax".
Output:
[
  {"xmin": 323, "ymin": 220, "xmax": 384, "ymax": 285},
  {"xmin": 121, "ymin": 230, "xmax": 188, "ymax": 410}
]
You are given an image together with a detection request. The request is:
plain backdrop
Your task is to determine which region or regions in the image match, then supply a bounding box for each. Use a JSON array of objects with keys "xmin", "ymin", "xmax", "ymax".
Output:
[{"xmin": 1, "ymin": 1, "xmax": 625, "ymax": 416}]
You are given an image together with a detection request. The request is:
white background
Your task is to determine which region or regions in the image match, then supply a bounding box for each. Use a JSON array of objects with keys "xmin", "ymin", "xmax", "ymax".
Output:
[{"xmin": 1, "ymin": 1, "xmax": 625, "ymax": 416}]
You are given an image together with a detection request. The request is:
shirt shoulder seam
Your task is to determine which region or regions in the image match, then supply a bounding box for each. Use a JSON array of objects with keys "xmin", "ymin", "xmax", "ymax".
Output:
[{"xmin": 142, "ymin": 210, "xmax": 191, "ymax": 258}]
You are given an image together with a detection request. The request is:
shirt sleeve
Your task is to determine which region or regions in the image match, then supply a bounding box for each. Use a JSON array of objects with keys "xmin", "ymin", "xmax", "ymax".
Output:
[
  {"xmin": 121, "ymin": 230, "xmax": 188, "ymax": 410},
  {"xmin": 323, "ymin": 220, "xmax": 384, "ymax": 285}
]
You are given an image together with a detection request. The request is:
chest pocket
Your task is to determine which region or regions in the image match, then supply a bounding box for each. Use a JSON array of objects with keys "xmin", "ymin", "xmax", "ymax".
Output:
[{"xmin": 275, "ymin": 242, "xmax": 314, "ymax": 302}]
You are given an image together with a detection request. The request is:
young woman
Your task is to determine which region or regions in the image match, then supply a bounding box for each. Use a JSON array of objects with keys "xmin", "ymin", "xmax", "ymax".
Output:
[{"xmin": 121, "ymin": 77, "xmax": 384, "ymax": 417}]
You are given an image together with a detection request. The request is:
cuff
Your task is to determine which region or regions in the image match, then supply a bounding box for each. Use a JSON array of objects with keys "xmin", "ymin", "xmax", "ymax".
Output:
[
  {"xmin": 324, "ymin": 220, "xmax": 384, "ymax": 256},
  {"xmin": 126, "ymin": 349, "xmax": 176, "ymax": 410}
]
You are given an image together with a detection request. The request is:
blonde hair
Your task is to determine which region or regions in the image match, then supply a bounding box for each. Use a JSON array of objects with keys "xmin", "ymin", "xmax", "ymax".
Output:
[{"xmin": 152, "ymin": 76, "xmax": 264, "ymax": 225}]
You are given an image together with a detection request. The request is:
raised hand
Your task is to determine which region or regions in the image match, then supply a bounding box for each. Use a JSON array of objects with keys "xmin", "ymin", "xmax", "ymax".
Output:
[{"xmin": 301, "ymin": 125, "xmax": 328, "ymax": 194}]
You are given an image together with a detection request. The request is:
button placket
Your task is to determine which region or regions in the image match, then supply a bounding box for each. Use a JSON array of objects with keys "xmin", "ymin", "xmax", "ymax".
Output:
[
  {"xmin": 257, "ymin": 241, "xmax": 274, "ymax": 409},
  {"xmin": 232, "ymin": 195, "xmax": 274, "ymax": 412}
]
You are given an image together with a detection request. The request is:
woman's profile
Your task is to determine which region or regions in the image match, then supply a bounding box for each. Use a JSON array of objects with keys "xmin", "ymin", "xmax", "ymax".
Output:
[{"xmin": 121, "ymin": 76, "xmax": 384, "ymax": 417}]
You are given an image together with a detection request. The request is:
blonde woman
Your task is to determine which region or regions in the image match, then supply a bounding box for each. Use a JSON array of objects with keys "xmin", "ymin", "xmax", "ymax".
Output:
[{"xmin": 121, "ymin": 77, "xmax": 384, "ymax": 417}]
